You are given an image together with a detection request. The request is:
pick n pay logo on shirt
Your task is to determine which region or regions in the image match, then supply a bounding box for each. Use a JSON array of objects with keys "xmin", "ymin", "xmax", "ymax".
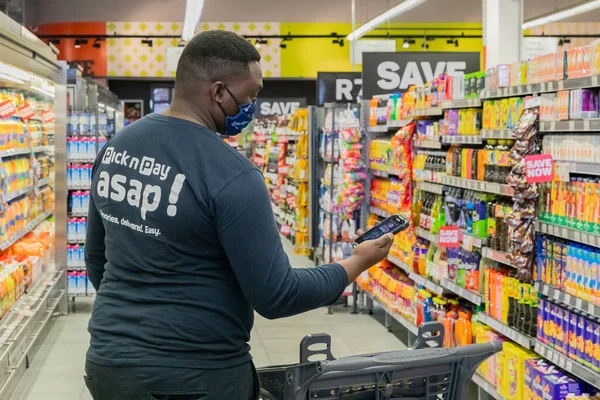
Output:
[{"xmin": 98, "ymin": 146, "xmax": 186, "ymax": 221}]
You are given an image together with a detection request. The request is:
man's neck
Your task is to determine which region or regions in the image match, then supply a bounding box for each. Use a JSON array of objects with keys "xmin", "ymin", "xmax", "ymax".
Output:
[{"xmin": 162, "ymin": 95, "xmax": 216, "ymax": 132}]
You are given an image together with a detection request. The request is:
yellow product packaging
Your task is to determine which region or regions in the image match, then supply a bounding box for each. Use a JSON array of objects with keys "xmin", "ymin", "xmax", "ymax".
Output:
[
  {"xmin": 499, "ymin": 343, "xmax": 537, "ymax": 400},
  {"xmin": 474, "ymin": 325, "xmax": 491, "ymax": 376}
]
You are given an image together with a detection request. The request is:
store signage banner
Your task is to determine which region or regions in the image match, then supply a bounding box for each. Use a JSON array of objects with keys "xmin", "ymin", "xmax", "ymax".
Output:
[
  {"xmin": 316, "ymin": 72, "xmax": 362, "ymax": 106},
  {"xmin": 255, "ymin": 98, "xmax": 307, "ymax": 117},
  {"xmin": 362, "ymin": 52, "xmax": 481, "ymax": 99},
  {"xmin": 438, "ymin": 226, "xmax": 461, "ymax": 248},
  {"xmin": 525, "ymin": 154, "xmax": 554, "ymax": 183}
]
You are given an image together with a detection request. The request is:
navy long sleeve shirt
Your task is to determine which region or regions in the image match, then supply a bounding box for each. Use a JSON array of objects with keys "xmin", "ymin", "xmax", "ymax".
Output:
[{"xmin": 84, "ymin": 114, "xmax": 347, "ymax": 369}]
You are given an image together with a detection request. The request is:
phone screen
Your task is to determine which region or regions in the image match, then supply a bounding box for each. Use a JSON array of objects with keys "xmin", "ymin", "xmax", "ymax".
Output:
[{"xmin": 355, "ymin": 215, "xmax": 408, "ymax": 244}]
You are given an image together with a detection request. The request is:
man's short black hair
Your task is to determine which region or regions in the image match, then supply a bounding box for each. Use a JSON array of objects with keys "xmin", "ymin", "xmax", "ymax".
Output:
[{"xmin": 175, "ymin": 30, "xmax": 261, "ymax": 90}]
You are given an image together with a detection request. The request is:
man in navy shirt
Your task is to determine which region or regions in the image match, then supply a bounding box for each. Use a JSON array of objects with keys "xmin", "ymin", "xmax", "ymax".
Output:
[{"xmin": 84, "ymin": 30, "xmax": 393, "ymax": 400}]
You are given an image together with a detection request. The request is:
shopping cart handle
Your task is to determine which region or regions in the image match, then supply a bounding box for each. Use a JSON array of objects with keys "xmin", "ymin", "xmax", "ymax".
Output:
[{"xmin": 408, "ymin": 321, "xmax": 444, "ymax": 350}]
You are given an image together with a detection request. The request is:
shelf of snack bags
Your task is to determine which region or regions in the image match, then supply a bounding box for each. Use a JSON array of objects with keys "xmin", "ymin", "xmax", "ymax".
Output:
[
  {"xmin": 318, "ymin": 106, "xmax": 365, "ymax": 265},
  {"xmin": 284, "ymin": 109, "xmax": 311, "ymax": 256}
]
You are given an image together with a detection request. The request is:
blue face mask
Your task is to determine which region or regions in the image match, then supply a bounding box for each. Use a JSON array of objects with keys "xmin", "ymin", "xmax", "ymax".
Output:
[{"xmin": 219, "ymin": 86, "xmax": 256, "ymax": 136}]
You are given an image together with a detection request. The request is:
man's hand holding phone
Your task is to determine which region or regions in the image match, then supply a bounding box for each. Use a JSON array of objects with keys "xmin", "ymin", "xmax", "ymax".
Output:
[{"xmin": 338, "ymin": 227, "xmax": 394, "ymax": 285}]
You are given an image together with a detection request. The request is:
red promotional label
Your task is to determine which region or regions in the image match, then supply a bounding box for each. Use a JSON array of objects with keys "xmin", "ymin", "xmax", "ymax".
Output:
[
  {"xmin": 42, "ymin": 109, "xmax": 55, "ymax": 123},
  {"xmin": 17, "ymin": 103, "xmax": 35, "ymax": 121},
  {"xmin": 0, "ymin": 100, "xmax": 17, "ymax": 119},
  {"xmin": 525, "ymin": 154, "xmax": 554, "ymax": 183},
  {"xmin": 438, "ymin": 226, "xmax": 461, "ymax": 248}
]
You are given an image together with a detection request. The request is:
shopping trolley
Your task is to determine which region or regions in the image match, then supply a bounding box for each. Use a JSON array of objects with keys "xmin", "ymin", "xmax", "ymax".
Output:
[{"xmin": 257, "ymin": 321, "xmax": 502, "ymax": 400}]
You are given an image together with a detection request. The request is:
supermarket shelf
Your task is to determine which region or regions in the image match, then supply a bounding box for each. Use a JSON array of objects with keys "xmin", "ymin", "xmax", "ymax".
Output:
[
  {"xmin": 67, "ymin": 157, "xmax": 96, "ymax": 163},
  {"xmin": 36, "ymin": 176, "xmax": 53, "ymax": 188},
  {"xmin": 413, "ymin": 138, "xmax": 442, "ymax": 149},
  {"xmin": 4, "ymin": 187, "xmax": 31, "ymax": 202},
  {"xmin": 0, "ymin": 211, "xmax": 52, "ymax": 251},
  {"xmin": 482, "ymin": 85, "xmax": 536, "ymax": 99},
  {"xmin": 415, "ymin": 227, "xmax": 438, "ymax": 244},
  {"xmin": 368, "ymin": 125, "xmax": 389, "ymax": 133},
  {"xmin": 414, "ymin": 181, "xmax": 444, "ymax": 195},
  {"xmin": 441, "ymin": 278, "xmax": 482, "ymax": 305},
  {"xmin": 441, "ymin": 98, "xmax": 481, "ymax": 109},
  {"xmin": 553, "ymin": 161, "xmax": 600, "ymax": 177},
  {"xmin": 67, "ymin": 184, "xmax": 91, "ymax": 190},
  {"xmin": 534, "ymin": 341, "xmax": 600, "ymax": 388},
  {"xmin": 478, "ymin": 313, "xmax": 533, "ymax": 349},
  {"xmin": 540, "ymin": 120, "xmax": 600, "ymax": 133},
  {"xmin": 364, "ymin": 291, "xmax": 419, "ymax": 334},
  {"xmin": 459, "ymin": 230, "xmax": 486, "ymax": 250},
  {"xmin": 412, "ymin": 108, "xmax": 443, "ymax": 117},
  {"xmin": 442, "ymin": 176, "xmax": 514, "ymax": 196},
  {"xmin": 481, "ymin": 247, "xmax": 516, "ymax": 268},
  {"xmin": 0, "ymin": 268, "xmax": 65, "ymax": 400},
  {"xmin": 387, "ymin": 119, "xmax": 413, "ymax": 128},
  {"xmin": 535, "ymin": 282, "xmax": 600, "ymax": 318},
  {"xmin": 537, "ymin": 221, "xmax": 600, "ymax": 247},
  {"xmin": 67, "ymin": 239, "xmax": 86, "ymax": 244},
  {"xmin": 409, "ymin": 272, "xmax": 446, "ymax": 295},
  {"xmin": 370, "ymin": 206, "xmax": 390, "ymax": 218},
  {"xmin": 32, "ymin": 145, "xmax": 54, "ymax": 153},
  {"xmin": 472, "ymin": 373, "xmax": 504, "ymax": 400},
  {"xmin": 388, "ymin": 167, "xmax": 403, "ymax": 176},
  {"xmin": 68, "ymin": 212, "xmax": 88, "ymax": 218},
  {"xmin": 67, "ymin": 262, "xmax": 86, "ymax": 269},
  {"xmin": 440, "ymin": 135, "xmax": 482, "ymax": 145},
  {"xmin": 370, "ymin": 169, "xmax": 389, "ymax": 178},
  {"xmin": 386, "ymin": 255, "xmax": 413, "ymax": 275},
  {"xmin": 480, "ymin": 129, "xmax": 514, "ymax": 139},
  {"xmin": 482, "ymin": 75, "xmax": 600, "ymax": 100},
  {"xmin": 0, "ymin": 148, "xmax": 31, "ymax": 158}
]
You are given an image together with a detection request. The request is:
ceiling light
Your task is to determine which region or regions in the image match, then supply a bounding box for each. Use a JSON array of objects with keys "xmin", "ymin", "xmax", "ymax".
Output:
[
  {"xmin": 93, "ymin": 39, "xmax": 101, "ymax": 49},
  {"xmin": 403, "ymin": 39, "xmax": 410, "ymax": 49},
  {"xmin": 255, "ymin": 40, "xmax": 261, "ymax": 49},
  {"xmin": 332, "ymin": 39, "xmax": 345, "ymax": 47},
  {"xmin": 454, "ymin": 39, "xmax": 459, "ymax": 47},
  {"xmin": 447, "ymin": 39, "xmax": 454, "ymax": 44},
  {"xmin": 280, "ymin": 43, "xmax": 287, "ymax": 49},
  {"xmin": 182, "ymin": 0, "xmax": 206, "ymax": 41},
  {"xmin": 142, "ymin": 39, "xmax": 153, "ymax": 47},
  {"xmin": 74, "ymin": 39, "xmax": 81, "ymax": 49},
  {"xmin": 523, "ymin": 0, "xmax": 600, "ymax": 30},
  {"xmin": 347, "ymin": 0, "xmax": 429, "ymax": 41}
]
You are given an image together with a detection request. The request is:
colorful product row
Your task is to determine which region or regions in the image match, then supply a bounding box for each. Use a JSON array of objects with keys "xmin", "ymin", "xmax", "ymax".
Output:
[
  {"xmin": 540, "ymin": 179, "xmax": 600, "ymax": 234},
  {"xmin": 441, "ymin": 108, "xmax": 482, "ymax": 136},
  {"xmin": 542, "ymin": 135, "xmax": 600, "ymax": 164},
  {"xmin": 537, "ymin": 235, "xmax": 600, "ymax": 304},
  {"xmin": 67, "ymin": 218, "xmax": 87, "ymax": 242},
  {"xmin": 67, "ymin": 271, "xmax": 96, "ymax": 296},
  {"xmin": 1, "ymin": 157, "xmax": 31, "ymax": 194},
  {"xmin": 67, "ymin": 244, "xmax": 85, "ymax": 266},
  {"xmin": 66, "ymin": 137, "xmax": 107, "ymax": 160},
  {"xmin": 538, "ymin": 297, "xmax": 600, "ymax": 373},
  {"xmin": 446, "ymin": 141, "xmax": 514, "ymax": 184},
  {"xmin": 67, "ymin": 164, "xmax": 93, "ymax": 188},
  {"xmin": 67, "ymin": 111, "xmax": 108, "ymax": 136},
  {"xmin": 482, "ymin": 97, "xmax": 525, "ymax": 130},
  {"xmin": 69, "ymin": 191, "xmax": 90, "ymax": 215}
]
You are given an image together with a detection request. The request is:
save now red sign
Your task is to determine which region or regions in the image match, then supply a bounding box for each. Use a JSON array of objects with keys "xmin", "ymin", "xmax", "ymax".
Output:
[
  {"xmin": 438, "ymin": 226, "xmax": 460, "ymax": 248},
  {"xmin": 525, "ymin": 154, "xmax": 554, "ymax": 183}
]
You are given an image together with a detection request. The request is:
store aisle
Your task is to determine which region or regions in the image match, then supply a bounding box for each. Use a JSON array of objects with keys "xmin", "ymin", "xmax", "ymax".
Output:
[{"xmin": 11, "ymin": 239, "xmax": 406, "ymax": 400}]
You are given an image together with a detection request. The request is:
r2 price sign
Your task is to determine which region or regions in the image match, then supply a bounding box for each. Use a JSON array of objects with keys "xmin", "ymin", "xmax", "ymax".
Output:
[
  {"xmin": 525, "ymin": 154, "xmax": 554, "ymax": 183},
  {"xmin": 438, "ymin": 226, "xmax": 460, "ymax": 248}
]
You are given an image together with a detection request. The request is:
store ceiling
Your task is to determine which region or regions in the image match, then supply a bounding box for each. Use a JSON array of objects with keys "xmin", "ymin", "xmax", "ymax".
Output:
[{"xmin": 25, "ymin": 0, "xmax": 600, "ymax": 26}]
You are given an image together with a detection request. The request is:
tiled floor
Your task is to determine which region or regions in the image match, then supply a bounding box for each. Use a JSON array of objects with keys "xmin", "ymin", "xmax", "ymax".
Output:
[{"xmin": 10, "ymin": 239, "xmax": 407, "ymax": 400}]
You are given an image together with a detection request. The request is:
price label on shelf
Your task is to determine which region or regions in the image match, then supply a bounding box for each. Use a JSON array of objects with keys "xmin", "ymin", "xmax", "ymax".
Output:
[
  {"xmin": 17, "ymin": 103, "xmax": 35, "ymax": 121},
  {"xmin": 542, "ymin": 285, "xmax": 549, "ymax": 296},
  {"xmin": 0, "ymin": 100, "xmax": 17, "ymax": 119},
  {"xmin": 576, "ymin": 298, "xmax": 583, "ymax": 310},
  {"xmin": 554, "ymin": 290, "xmax": 561, "ymax": 301},
  {"xmin": 588, "ymin": 303, "xmax": 595, "ymax": 315},
  {"xmin": 593, "ymin": 76, "xmax": 599, "ymax": 86},
  {"xmin": 525, "ymin": 154, "xmax": 554, "ymax": 183},
  {"xmin": 569, "ymin": 120, "xmax": 575, "ymax": 131},
  {"xmin": 584, "ymin": 120, "xmax": 590, "ymax": 131},
  {"xmin": 438, "ymin": 226, "xmax": 460, "ymax": 248}
]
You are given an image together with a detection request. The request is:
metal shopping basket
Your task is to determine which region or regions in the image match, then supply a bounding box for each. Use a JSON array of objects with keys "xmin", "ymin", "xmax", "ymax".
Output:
[{"xmin": 256, "ymin": 322, "xmax": 502, "ymax": 400}]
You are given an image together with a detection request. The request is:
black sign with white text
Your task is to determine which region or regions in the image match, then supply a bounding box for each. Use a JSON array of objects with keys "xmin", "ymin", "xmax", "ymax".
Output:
[
  {"xmin": 255, "ymin": 98, "xmax": 307, "ymax": 117},
  {"xmin": 316, "ymin": 72, "xmax": 362, "ymax": 105},
  {"xmin": 362, "ymin": 52, "xmax": 481, "ymax": 99}
]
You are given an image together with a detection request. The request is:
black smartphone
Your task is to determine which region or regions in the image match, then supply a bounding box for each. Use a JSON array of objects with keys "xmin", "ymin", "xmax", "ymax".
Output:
[{"xmin": 353, "ymin": 214, "xmax": 410, "ymax": 246}]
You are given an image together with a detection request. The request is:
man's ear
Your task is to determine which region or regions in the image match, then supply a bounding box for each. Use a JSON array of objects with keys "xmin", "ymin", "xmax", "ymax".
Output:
[{"xmin": 212, "ymin": 81, "xmax": 226, "ymax": 104}]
